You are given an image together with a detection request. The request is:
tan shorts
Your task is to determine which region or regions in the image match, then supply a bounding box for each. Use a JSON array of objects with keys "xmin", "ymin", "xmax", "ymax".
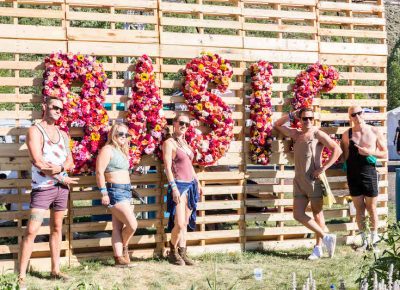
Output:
[{"xmin": 293, "ymin": 177, "xmax": 323, "ymax": 199}]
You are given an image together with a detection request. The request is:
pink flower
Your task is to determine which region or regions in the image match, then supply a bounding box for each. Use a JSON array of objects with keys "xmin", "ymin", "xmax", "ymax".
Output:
[{"xmin": 42, "ymin": 52, "xmax": 109, "ymax": 173}]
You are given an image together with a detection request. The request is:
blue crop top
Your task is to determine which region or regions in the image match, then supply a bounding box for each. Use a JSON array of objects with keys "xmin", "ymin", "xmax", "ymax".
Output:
[{"xmin": 105, "ymin": 147, "xmax": 129, "ymax": 173}]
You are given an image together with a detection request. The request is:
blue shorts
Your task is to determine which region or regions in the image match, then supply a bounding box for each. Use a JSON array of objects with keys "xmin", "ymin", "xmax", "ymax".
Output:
[{"xmin": 106, "ymin": 183, "xmax": 131, "ymax": 207}]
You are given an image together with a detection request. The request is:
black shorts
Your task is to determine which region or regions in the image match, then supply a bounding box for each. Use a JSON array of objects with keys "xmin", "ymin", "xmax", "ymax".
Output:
[
  {"xmin": 347, "ymin": 166, "xmax": 378, "ymax": 197},
  {"xmin": 397, "ymin": 140, "xmax": 400, "ymax": 152}
]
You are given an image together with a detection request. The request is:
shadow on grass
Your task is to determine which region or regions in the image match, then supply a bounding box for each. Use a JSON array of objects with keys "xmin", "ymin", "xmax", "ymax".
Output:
[
  {"xmin": 28, "ymin": 269, "xmax": 50, "ymax": 280},
  {"xmin": 253, "ymin": 249, "xmax": 309, "ymax": 260}
]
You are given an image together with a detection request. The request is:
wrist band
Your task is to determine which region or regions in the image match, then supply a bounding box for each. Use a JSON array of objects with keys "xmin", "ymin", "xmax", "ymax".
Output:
[
  {"xmin": 289, "ymin": 111, "xmax": 294, "ymax": 122},
  {"xmin": 99, "ymin": 187, "xmax": 107, "ymax": 195}
]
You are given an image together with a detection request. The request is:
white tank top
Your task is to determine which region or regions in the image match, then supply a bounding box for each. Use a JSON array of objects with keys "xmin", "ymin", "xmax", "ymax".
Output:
[{"xmin": 31, "ymin": 123, "xmax": 68, "ymax": 189}]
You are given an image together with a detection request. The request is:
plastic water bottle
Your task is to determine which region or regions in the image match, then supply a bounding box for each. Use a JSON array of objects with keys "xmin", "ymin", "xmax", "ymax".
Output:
[{"xmin": 254, "ymin": 268, "xmax": 263, "ymax": 281}]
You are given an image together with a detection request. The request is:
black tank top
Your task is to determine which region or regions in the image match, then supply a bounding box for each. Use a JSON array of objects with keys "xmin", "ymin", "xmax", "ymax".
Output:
[{"xmin": 347, "ymin": 128, "xmax": 372, "ymax": 174}]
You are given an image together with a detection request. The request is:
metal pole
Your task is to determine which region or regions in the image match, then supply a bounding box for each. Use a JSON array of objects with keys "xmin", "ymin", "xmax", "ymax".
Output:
[{"xmin": 396, "ymin": 168, "xmax": 400, "ymax": 222}]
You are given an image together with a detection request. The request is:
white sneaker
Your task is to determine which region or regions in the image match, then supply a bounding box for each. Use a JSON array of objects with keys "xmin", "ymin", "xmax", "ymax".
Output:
[
  {"xmin": 323, "ymin": 234, "xmax": 337, "ymax": 258},
  {"xmin": 308, "ymin": 245, "xmax": 323, "ymax": 260},
  {"xmin": 371, "ymin": 233, "xmax": 380, "ymax": 245}
]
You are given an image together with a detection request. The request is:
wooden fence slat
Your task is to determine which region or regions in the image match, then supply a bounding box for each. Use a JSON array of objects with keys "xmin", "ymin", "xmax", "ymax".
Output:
[{"xmin": 0, "ymin": 0, "xmax": 388, "ymax": 268}]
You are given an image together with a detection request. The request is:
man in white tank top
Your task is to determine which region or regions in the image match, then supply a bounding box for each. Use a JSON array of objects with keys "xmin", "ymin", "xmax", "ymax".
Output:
[{"xmin": 18, "ymin": 97, "xmax": 78, "ymax": 289}]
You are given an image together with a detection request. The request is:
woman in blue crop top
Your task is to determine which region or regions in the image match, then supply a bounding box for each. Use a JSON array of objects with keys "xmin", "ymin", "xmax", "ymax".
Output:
[{"xmin": 96, "ymin": 123, "xmax": 137, "ymax": 268}]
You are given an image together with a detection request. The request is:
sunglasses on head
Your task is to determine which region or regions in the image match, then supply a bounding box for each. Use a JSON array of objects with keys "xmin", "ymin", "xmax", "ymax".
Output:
[
  {"xmin": 117, "ymin": 132, "xmax": 129, "ymax": 138},
  {"xmin": 49, "ymin": 105, "xmax": 63, "ymax": 112},
  {"xmin": 179, "ymin": 121, "xmax": 190, "ymax": 127},
  {"xmin": 351, "ymin": 111, "xmax": 363, "ymax": 118},
  {"xmin": 301, "ymin": 116, "xmax": 314, "ymax": 122}
]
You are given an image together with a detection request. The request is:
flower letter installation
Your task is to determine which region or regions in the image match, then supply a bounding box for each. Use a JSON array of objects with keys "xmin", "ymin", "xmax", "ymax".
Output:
[
  {"xmin": 291, "ymin": 62, "xmax": 339, "ymax": 164},
  {"xmin": 183, "ymin": 52, "xmax": 234, "ymax": 166},
  {"xmin": 43, "ymin": 52, "xmax": 109, "ymax": 174},
  {"xmin": 291, "ymin": 62, "xmax": 339, "ymax": 128},
  {"xmin": 249, "ymin": 61, "xmax": 274, "ymax": 165},
  {"xmin": 126, "ymin": 55, "xmax": 167, "ymax": 168}
]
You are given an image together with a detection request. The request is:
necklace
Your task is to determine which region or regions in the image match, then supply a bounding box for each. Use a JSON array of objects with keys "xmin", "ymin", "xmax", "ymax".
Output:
[{"xmin": 173, "ymin": 133, "xmax": 192, "ymax": 157}]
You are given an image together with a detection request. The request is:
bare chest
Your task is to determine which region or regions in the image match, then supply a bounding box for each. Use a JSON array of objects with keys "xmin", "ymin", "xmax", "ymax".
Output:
[{"xmin": 351, "ymin": 129, "xmax": 376, "ymax": 148}]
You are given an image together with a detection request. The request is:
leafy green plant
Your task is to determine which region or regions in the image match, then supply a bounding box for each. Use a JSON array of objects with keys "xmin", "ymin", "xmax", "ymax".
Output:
[
  {"xmin": 0, "ymin": 272, "xmax": 19, "ymax": 290},
  {"xmin": 357, "ymin": 222, "xmax": 400, "ymax": 288}
]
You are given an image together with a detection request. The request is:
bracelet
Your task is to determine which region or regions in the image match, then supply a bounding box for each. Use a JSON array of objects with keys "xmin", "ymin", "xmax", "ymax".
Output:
[{"xmin": 99, "ymin": 187, "xmax": 108, "ymax": 195}]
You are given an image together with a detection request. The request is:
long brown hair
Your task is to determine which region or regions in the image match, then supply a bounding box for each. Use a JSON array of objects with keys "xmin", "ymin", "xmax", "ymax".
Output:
[{"xmin": 106, "ymin": 123, "xmax": 130, "ymax": 157}]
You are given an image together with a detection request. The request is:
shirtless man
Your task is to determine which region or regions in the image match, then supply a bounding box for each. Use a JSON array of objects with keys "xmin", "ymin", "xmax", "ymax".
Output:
[{"xmin": 342, "ymin": 106, "xmax": 387, "ymax": 249}]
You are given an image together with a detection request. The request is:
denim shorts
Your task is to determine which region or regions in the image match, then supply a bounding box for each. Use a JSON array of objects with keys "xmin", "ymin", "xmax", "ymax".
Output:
[{"xmin": 106, "ymin": 183, "xmax": 131, "ymax": 207}]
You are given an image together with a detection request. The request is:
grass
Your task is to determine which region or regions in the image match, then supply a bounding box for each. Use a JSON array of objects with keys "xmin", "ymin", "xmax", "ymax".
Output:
[
  {"xmin": 8, "ymin": 246, "xmax": 366, "ymax": 290},
  {"xmin": 1, "ymin": 196, "xmax": 396, "ymax": 290}
]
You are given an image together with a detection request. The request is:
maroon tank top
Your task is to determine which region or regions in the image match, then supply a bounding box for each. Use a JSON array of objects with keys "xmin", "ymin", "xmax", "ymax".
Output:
[{"xmin": 172, "ymin": 147, "xmax": 194, "ymax": 181}]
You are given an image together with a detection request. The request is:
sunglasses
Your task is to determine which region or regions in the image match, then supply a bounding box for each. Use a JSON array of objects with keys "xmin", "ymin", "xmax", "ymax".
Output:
[
  {"xmin": 179, "ymin": 121, "xmax": 190, "ymax": 127},
  {"xmin": 301, "ymin": 117, "xmax": 314, "ymax": 122},
  {"xmin": 49, "ymin": 105, "xmax": 63, "ymax": 112},
  {"xmin": 351, "ymin": 111, "xmax": 363, "ymax": 118},
  {"xmin": 117, "ymin": 132, "xmax": 129, "ymax": 138}
]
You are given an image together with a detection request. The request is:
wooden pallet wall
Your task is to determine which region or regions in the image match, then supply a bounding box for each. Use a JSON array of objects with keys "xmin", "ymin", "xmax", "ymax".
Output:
[{"xmin": 0, "ymin": 0, "xmax": 387, "ymax": 271}]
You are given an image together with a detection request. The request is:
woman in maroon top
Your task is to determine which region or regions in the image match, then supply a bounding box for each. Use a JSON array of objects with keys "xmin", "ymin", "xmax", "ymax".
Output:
[{"xmin": 163, "ymin": 114, "xmax": 203, "ymax": 266}]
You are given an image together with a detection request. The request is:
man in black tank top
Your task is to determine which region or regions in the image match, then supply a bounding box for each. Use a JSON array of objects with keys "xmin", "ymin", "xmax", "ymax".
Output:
[{"xmin": 342, "ymin": 106, "xmax": 387, "ymax": 250}]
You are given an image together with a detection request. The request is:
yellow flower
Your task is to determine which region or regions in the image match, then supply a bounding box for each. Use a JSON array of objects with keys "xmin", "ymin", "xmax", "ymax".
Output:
[
  {"xmin": 208, "ymin": 73, "xmax": 214, "ymax": 79},
  {"xmin": 189, "ymin": 81, "xmax": 195, "ymax": 87},
  {"xmin": 256, "ymin": 122, "xmax": 263, "ymax": 129},
  {"xmin": 77, "ymin": 54, "xmax": 84, "ymax": 61},
  {"xmin": 322, "ymin": 64, "xmax": 328, "ymax": 70},
  {"xmin": 255, "ymin": 91, "xmax": 261, "ymax": 97},
  {"xmin": 140, "ymin": 73, "xmax": 149, "ymax": 81},
  {"xmin": 69, "ymin": 140, "xmax": 74, "ymax": 150},
  {"xmin": 91, "ymin": 132, "xmax": 100, "ymax": 141},
  {"xmin": 198, "ymin": 64, "xmax": 205, "ymax": 71},
  {"xmin": 220, "ymin": 64, "xmax": 227, "ymax": 71},
  {"xmin": 221, "ymin": 76, "xmax": 229, "ymax": 85},
  {"xmin": 204, "ymin": 102, "xmax": 212, "ymax": 109},
  {"xmin": 195, "ymin": 103, "xmax": 203, "ymax": 111},
  {"xmin": 154, "ymin": 124, "xmax": 161, "ymax": 131},
  {"xmin": 332, "ymin": 80, "xmax": 337, "ymax": 86},
  {"xmin": 319, "ymin": 74, "xmax": 324, "ymax": 81},
  {"xmin": 55, "ymin": 60, "xmax": 62, "ymax": 67},
  {"xmin": 86, "ymin": 73, "xmax": 93, "ymax": 80},
  {"xmin": 142, "ymin": 139, "xmax": 148, "ymax": 145},
  {"xmin": 101, "ymin": 115, "xmax": 108, "ymax": 124}
]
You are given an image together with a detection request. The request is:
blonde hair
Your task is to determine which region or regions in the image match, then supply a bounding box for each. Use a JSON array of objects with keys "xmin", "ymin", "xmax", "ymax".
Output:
[{"xmin": 106, "ymin": 123, "xmax": 130, "ymax": 157}]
